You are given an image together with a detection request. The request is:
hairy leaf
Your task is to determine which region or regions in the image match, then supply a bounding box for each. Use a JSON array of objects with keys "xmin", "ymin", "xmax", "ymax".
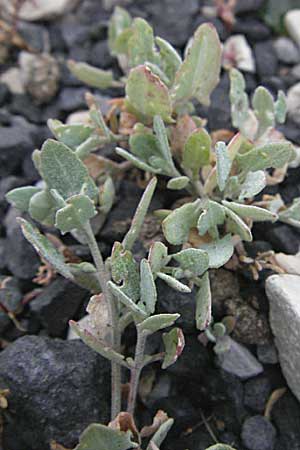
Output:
[
  {"xmin": 171, "ymin": 23, "xmax": 221, "ymax": 106},
  {"xmin": 68, "ymin": 60, "xmax": 120, "ymax": 89},
  {"xmin": 110, "ymin": 242, "xmax": 140, "ymax": 301},
  {"xmin": 182, "ymin": 128, "xmax": 211, "ymax": 178},
  {"xmin": 236, "ymin": 142, "xmax": 296, "ymax": 172},
  {"xmin": 115, "ymin": 147, "xmax": 161, "ymax": 174},
  {"xmin": 279, "ymin": 198, "xmax": 300, "ymax": 228},
  {"xmin": 108, "ymin": 6, "xmax": 132, "ymax": 55},
  {"xmin": 128, "ymin": 18, "xmax": 159, "ymax": 68},
  {"xmin": 239, "ymin": 171, "xmax": 266, "ymax": 200},
  {"xmin": 155, "ymin": 36, "xmax": 182, "ymax": 84},
  {"xmin": 48, "ymin": 119, "xmax": 94, "ymax": 150},
  {"xmin": 28, "ymin": 189, "xmax": 58, "ymax": 226},
  {"xmin": 55, "ymin": 194, "xmax": 97, "ymax": 233},
  {"xmin": 172, "ymin": 248, "xmax": 209, "ymax": 277},
  {"xmin": 229, "ymin": 68, "xmax": 250, "ymax": 130},
  {"xmin": 138, "ymin": 313, "xmax": 180, "ymax": 333},
  {"xmin": 162, "ymin": 200, "xmax": 201, "ymax": 245},
  {"xmin": 68, "ymin": 262, "xmax": 101, "ymax": 292},
  {"xmin": 147, "ymin": 418, "xmax": 174, "ymax": 450},
  {"xmin": 156, "ymin": 272, "xmax": 191, "ymax": 293},
  {"xmin": 224, "ymin": 207, "xmax": 252, "ymax": 242},
  {"xmin": 197, "ymin": 200, "xmax": 225, "ymax": 236},
  {"xmin": 206, "ymin": 444, "xmax": 236, "ymax": 450},
  {"xmin": 215, "ymin": 141, "xmax": 232, "ymax": 192},
  {"xmin": 18, "ymin": 218, "xmax": 74, "ymax": 280},
  {"xmin": 148, "ymin": 242, "xmax": 170, "ymax": 274},
  {"xmin": 200, "ymin": 234, "xmax": 234, "ymax": 268},
  {"xmin": 195, "ymin": 271, "xmax": 211, "ymax": 330},
  {"xmin": 167, "ymin": 176, "xmax": 190, "ymax": 190},
  {"xmin": 139, "ymin": 259, "xmax": 157, "ymax": 315},
  {"xmin": 274, "ymin": 90, "xmax": 287, "ymax": 124},
  {"xmin": 6, "ymin": 186, "xmax": 40, "ymax": 212},
  {"xmin": 153, "ymin": 115, "xmax": 178, "ymax": 175},
  {"xmin": 252, "ymin": 86, "xmax": 275, "ymax": 137},
  {"xmin": 99, "ymin": 176, "xmax": 115, "ymax": 214},
  {"xmin": 162, "ymin": 328, "xmax": 185, "ymax": 369},
  {"xmin": 222, "ymin": 200, "xmax": 277, "ymax": 222},
  {"xmin": 125, "ymin": 65, "xmax": 172, "ymax": 122}
]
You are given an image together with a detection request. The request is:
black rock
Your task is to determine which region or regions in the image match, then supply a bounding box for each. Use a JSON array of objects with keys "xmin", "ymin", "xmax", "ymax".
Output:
[
  {"xmin": 48, "ymin": 23, "xmax": 67, "ymax": 53},
  {"xmin": 0, "ymin": 176, "xmax": 27, "ymax": 216},
  {"xmin": 76, "ymin": 0, "xmax": 109, "ymax": 25},
  {"xmin": 16, "ymin": 22, "xmax": 46, "ymax": 52},
  {"xmin": 0, "ymin": 239, "xmax": 7, "ymax": 271},
  {"xmin": 89, "ymin": 40, "xmax": 115, "ymax": 69},
  {"xmin": 241, "ymin": 415, "xmax": 277, "ymax": 450},
  {"xmin": 164, "ymin": 427, "xmax": 214, "ymax": 450},
  {"xmin": 29, "ymin": 277, "xmax": 88, "ymax": 337},
  {"xmin": 0, "ymin": 335, "xmax": 110, "ymax": 450},
  {"xmin": 0, "ymin": 83, "xmax": 10, "ymax": 107},
  {"xmin": 244, "ymin": 376, "xmax": 272, "ymax": 412},
  {"xmin": 0, "ymin": 276, "xmax": 22, "ymax": 334},
  {"xmin": 254, "ymin": 41, "xmax": 278, "ymax": 80},
  {"xmin": 9, "ymin": 94, "xmax": 45, "ymax": 124},
  {"xmin": 57, "ymin": 87, "xmax": 87, "ymax": 113},
  {"xmin": 4, "ymin": 208, "xmax": 40, "ymax": 279},
  {"xmin": 271, "ymin": 392, "xmax": 300, "ymax": 450},
  {"xmin": 61, "ymin": 18, "xmax": 91, "ymax": 49},
  {"xmin": 194, "ymin": 16, "xmax": 230, "ymax": 42},
  {"xmin": 261, "ymin": 76, "xmax": 286, "ymax": 97},
  {"xmin": 156, "ymin": 279, "xmax": 196, "ymax": 333},
  {"xmin": 147, "ymin": 0, "xmax": 199, "ymax": 47},
  {"xmin": 150, "ymin": 396, "xmax": 198, "ymax": 433},
  {"xmin": 233, "ymin": 18, "xmax": 271, "ymax": 42},
  {"xmin": 255, "ymin": 224, "xmax": 300, "ymax": 255},
  {"xmin": 235, "ymin": 0, "xmax": 267, "ymax": 15}
]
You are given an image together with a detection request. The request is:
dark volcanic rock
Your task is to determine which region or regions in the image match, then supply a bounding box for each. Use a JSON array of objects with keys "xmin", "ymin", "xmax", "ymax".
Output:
[
  {"xmin": 272, "ymin": 392, "xmax": 300, "ymax": 450},
  {"xmin": 244, "ymin": 376, "xmax": 272, "ymax": 412},
  {"xmin": 233, "ymin": 18, "xmax": 271, "ymax": 42},
  {"xmin": 30, "ymin": 278, "xmax": 88, "ymax": 337},
  {"xmin": 0, "ymin": 83, "xmax": 10, "ymax": 107},
  {"xmin": 241, "ymin": 415, "xmax": 276, "ymax": 450},
  {"xmin": 254, "ymin": 41, "xmax": 278, "ymax": 80},
  {"xmin": 0, "ymin": 335, "xmax": 110, "ymax": 450}
]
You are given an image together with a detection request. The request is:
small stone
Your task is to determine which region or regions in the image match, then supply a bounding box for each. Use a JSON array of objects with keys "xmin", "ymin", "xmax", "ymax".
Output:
[
  {"xmin": 241, "ymin": 415, "xmax": 276, "ymax": 450},
  {"xmin": 0, "ymin": 68, "xmax": 24, "ymax": 95},
  {"xmin": 234, "ymin": 0, "xmax": 265, "ymax": 15},
  {"xmin": 16, "ymin": 22, "xmax": 46, "ymax": 52},
  {"xmin": 0, "ymin": 335, "xmax": 110, "ymax": 450},
  {"xmin": 291, "ymin": 64, "xmax": 300, "ymax": 81},
  {"xmin": 217, "ymin": 336, "xmax": 263, "ymax": 379},
  {"xmin": 287, "ymin": 82, "xmax": 300, "ymax": 125},
  {"xmin": 89, "ymin": 40, "xmax": 115, "ymax": 69},
  {"xmin": 30, "ymin": 278, "xmax": 88, "ymax": 337},
  {"xmin": 271, "ymin": 391, "xmax": 300, "ymax": 449},
  {"xmin": 57, "ymin": 87, "xmax": 86, "ymax": 113},
  {"xmin": 266, "ymin": 274, "xmax": 300, "ymax": 402},
  {"xmin": 0, "ymin": 83, "xmax": 10, "ymax": 107},
  {"xmin": 285, "ymin": 9, "xmax": 300, "ymax": 48},
  {"xmin": 1, "ymin": 0, "xmax": 79, "ymax": 21},
  {"xmin": 257, "ymin": 343, "xmax": 278, "ymax": 365},
  {"xmin": 274, "ymin": 37, "xmax": 300, "ymax": 65},
  {"xmin": 244, "ymin": 376, "xmax": 272, "ymax": 412},
  {"xmin": 254, "ymin": 41, "xmax": 278, "ymax": 79},
  {"xmin": 223, "ymin": 35, "xmax": 256, "ymax": 73},
  {"xmin": 233, "ymin": 18, "xmax": 271, "ymax": 42}
]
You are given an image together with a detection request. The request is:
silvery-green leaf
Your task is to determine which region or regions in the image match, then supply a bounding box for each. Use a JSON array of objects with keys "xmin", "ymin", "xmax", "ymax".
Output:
[
  {"xmin": 279, "ymin": 198, "xmax": 300, "ymax": 228},
  {"xmin": 200, "ymin": 234, "xmax": 234, "ymax": 269},
  {"xmin": 147, "ymin": 418, "xmax": 174, "ymax": 450},
  {"xmin": 171, "ymin": 23, "xmax": 221, "ymax": 106},
  {"xmin": 195, "ymin": 271, "xmax": 211, "ymax": 330},
  {"xmin": 153, "ymin": 115, "xmax": 179, "ymax": 176},
  {"xmin": 155, "ymin": 36, "xmax": 182, "ymax": 84},
  {"xmin": 68, "ymin": 262, "xmax": 101, "ymax": 292},
  {"xmin": 17, "ymin": 218, "xmax": 74, "ymax": 280},
  {"xmin": 108, "ymin": 281, "xmax": 147, "ymax": 319},
  {"xmin": 139, "ymin": 259, "xmax": 157, "ymax": 315},
  {"xmin": 74, "ymin": 423, "xmax": 138, "ymax": 450},
  {"xmin": 122, "ymin": 177, "xmax": 157, "ymax": 251},
  {"xmin": 229, "ymin": 68, "xmax": 250, "ymax": 130},
  {"xmin": 128, "ymin": 18, "xmax": 159, "ymax": 68},
  {"xmin": 40, "ymin": 139, "xmax": 98, "ymax": 200},
  {"xmin": 138, "ymin": 313, "xmax": 180, "ymax": 334},
  {"xmin": 206, "ymin": 445, "xmax": 236, "ymax": 450},
  {"xmin": 213, "ymin": 322, "xmax": 227, "ymax": 338},
  {"xmin": 29, "ymin": 189, "xmax": 58, "ymax": 226},
  {"xmin": 125, "ymin": 66, "xmax": 173, "ymax": 122},
  {"xmin": 99, "ymin": 176, "xmax": 115, "ymax": 214},
  {"xmin": 216, "ymin": 141, "xmax": 232, "ymax": 192},
  {"xmin": 162, "ymin": 199, "xmax": 201, "ymax": 245},
  {"xmin": 224, "ymin": 176, "xmax": 241, "ymax": 200},
  {"xmin": 162, "ymin": 328, "xmax": 185, "ymax": 369},
  {"xmin": 116, "ymin": 147, "xmax": 161, "ymax": 174},
  {"xmin": 129, "ymin": 131, "xmax": 161, "ymax": 163},
  {"xmin": 55, "ymin": 194, "xmax": 97, "ymax": 234},
  {"xmin": 47, "ymin": 119, "xmax": 94, "ymax": 150},
  {"xmin": 68, "ymin": 60, "xmax": 121, "ymax": 89},
  {"xmin": 157, "ymin": 272, "xmax": 191, "ymax": 293},
  {"xmin": 167, "ymin": 176, "xmax": 190, "ymax": 190},
  {"xmin": 224, "ymin": 206, "xmax": 252, "ymax": 242},
  {"xmin": 237, "ymin": 142, "xmax": 296, "ymax": 172},
  {"xmin": 197, "ymin": 200, "xmax": 225, "ymax": 236},
  {"xmin": 252, "ymin": 86, "xmax": 275, "ymax": 137},
  {"xmin": 108, "ymin": 6, "xmax": 132, "ymax": 55},
  {"xmin": 274, "ymin": 90, "xmax": 287, "ymax": 124},
  {"xmin": 222, "ymin": 200, "xmax": 277, "ymax": 222},
  {"xmin": 182, "ymin": 128, "xmax": 211, "ymax": 179},
  {"xmin": 6, "ymin": 186, "xmax": 40, "ymax": 212},
  {"xmin": 172, "ymin": 248, "xmax": 209, "ymax": 277},
  {"xmin": 110, "ymin": 242, "xmax": 140, "ymax": 301},
  {"xmin": 148, "ymin": 242, "xmax": 170, "ymax": 274},
  {"xmin": 69, "ymin": 321, "xmax": 129, "ymax": 369},
  {"xmin": 239, "ymin": 171, "xmax": 266, "ymax": 200}
]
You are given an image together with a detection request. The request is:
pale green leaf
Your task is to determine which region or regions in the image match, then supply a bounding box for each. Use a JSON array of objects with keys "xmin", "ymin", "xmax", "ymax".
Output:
[
  {"xmin": 68, "ymin": 262, "xmax": 101, "ymax": 292},
  {"xmin": 55, "ymin": 194, "xmax": 97, "ymax": 233},
  {"xmin": 224, "ymin": 206, "xmax": 253, "ymax": 242},
  {"xmin": 153, "ymin": 115, "xmax": 178, "ymax": 175},
  {"xmin": 116, "ymin": 147, "xmax": 161, "ymax": 174},
  {"xmin": 99, "ymin": 176, "xmax": 115, "ymax": 214},
  {"xmin": 48, "ymin": 119, "xmax": 94, "ymax": 150},
  {"xmin": 128, "ymin": 18, "xmax": 159, "ymax": 68},
  {"xmin": 182, "ymin": 128, "xmax": 211, "ymax": 178},
  {"xmin": 155, "ymin": 36, "xmax": 182, "ymax": 84},
  {"xmin": 216, "ymin": 141, "xmax": 232, "ymax": 192},
  {"xmin": 252, "ymin": 86, "xmax": 275, "ymax": 137},
  {"xmin": 74, "ymin": 423, "xmax": 137, "ymax": 450},
  {"xmin": 17, "ymin": 218, "xmax": 74, "ymax": 280},
  {"xmin": 239, "ymin": 171, "xmax": 266, "ymax": 200},
  {"xmin": 222, "ymin": 200, "xmax": 277, "ymax": 222},
  {"xmin": 162, "ymin": 199, "xmax": 201, "ymax": 245},
  {"xmin": 125, "ymin": 66, "xmax": 173, "ymax": 122},
  {"xmin": 138, "ymin": 313, "xmax": 180, "ymax": 334},
  {"xmin": 206, "ymin": 444, "xmax": 236, "ymax": 450},
  {"xmin": 110, "ymin": 242, "xmax": 140, "ymax": 301},
  {"xmin": 172, "ymin": 248, "xmax": 209, "ymax": 277},
  {"xmin": 197, "ymin": 200, "xmax": 225, "ymax": 236},
  {"xmin": 171, "ymin": 23, "xmax": 221, "ymax": 106},
  {"xmin": 6, "ymin": 186, "xmax": 40, "ymax": 212},
  {"xmin": 108, "ymin": 281, "xmax": 147, "ymax": 319},
  {"xmin": 274, "ymin": 90, "xmax": 287, "ymax": 124},
  {"xmin": 148, "ymin": 242, "xmax": 170, "ymax": 274},
  {"xmin": 108, "ymin": 6, "xmax": 132, "ymax": 55},
  {"xmin": 147, "ymin": 418, "xmax": 174, "ymax": 450},
  {"xmin": 40, "ymin": 139, "xmax": 98, "ymax": 200},
  {"xmin": 195, "ymin": 271, "xmax": 211, "ymax": 331},
  {"xmin": 139, "ymin": 259, "xmax": 157, "ymax": 315},
  {"xmin": 162, "ymin": 328, "xmax": 185, "ymax": 369},
  {"xmin": 157, "ymin": 272, "xmax": 191, "ymax": 293},
  {"xmin": 167, "ymin": 176, "xmax": 190, "ymax": 190},
  {"xmin": 68, "ymin": 60, "xmax": 121, "ymax": 89},
  {"xmin": 129, "ymin": 129, "xmax": 161, "ymax": 162},
  {"xmin": 279, "ymin": 198, "xmax": 300, "ymax": 228},
  {"xmin": 200, "ymin": 234, "xmax": 234, "ymax": 269},
  {"xmin": 28, "ymin": 189, "xmax": 58, "ymax": 226},
  {"xmin": 237, "ymin": 142, "xmax": 296, "ymax": 172},
  {"xmin": 229, "ymin": 68, "xmax": 249, "ymax": 129}
]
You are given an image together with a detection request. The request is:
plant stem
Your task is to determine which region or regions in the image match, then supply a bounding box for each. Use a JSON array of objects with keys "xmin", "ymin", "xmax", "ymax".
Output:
[
  {"xmin": 127, "ymin": 328, "xmax": 148, "ymax": 415},
  {"xmin": 83, "ymin": 221, "xmax": 121, "ymax": 419}
]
